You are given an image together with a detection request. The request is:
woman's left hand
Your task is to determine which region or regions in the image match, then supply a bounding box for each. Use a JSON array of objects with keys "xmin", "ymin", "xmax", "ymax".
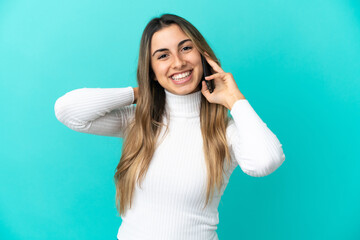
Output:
[{"xmin": 201, "ymin": 52, "xmax": 246, "ymax": 110}]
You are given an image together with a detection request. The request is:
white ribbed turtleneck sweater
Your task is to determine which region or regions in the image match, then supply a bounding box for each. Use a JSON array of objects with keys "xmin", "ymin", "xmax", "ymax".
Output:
[{"xmin": 54, "ymin": 86, "xmax": 285, "ymax": 240}]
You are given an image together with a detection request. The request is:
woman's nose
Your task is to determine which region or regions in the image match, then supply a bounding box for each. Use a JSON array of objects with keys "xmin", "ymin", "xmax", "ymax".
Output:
[{"xmin": 172, "ymin": 54, "xmax": 186, "ymax": 69}]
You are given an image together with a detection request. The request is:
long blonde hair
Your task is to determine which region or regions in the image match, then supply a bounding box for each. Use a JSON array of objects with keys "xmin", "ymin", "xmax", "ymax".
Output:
[{"xmin": 114, "ymin": 13, "xmax": 232, "ymax": 216}]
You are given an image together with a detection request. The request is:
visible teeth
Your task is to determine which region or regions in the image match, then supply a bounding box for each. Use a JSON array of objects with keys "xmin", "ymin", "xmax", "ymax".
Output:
[{"xmin": 171, "ymin": 70, "xmax": 191, "ymax": 80}]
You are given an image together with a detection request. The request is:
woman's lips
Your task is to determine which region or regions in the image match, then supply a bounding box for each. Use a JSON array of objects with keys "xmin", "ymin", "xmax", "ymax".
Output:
[
  {"xmin": 170, "ymin": 69, "xmax": 193, "ymax": 78},
  {"xmin": 170, "ymin": 70, "xmax": 193, "ymax": 85}
]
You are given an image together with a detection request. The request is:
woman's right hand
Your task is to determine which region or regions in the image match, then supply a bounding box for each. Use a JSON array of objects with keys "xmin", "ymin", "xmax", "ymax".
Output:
[{"xmin": 133, "ymin": 87, "xmax": 139, "ymax": 104}]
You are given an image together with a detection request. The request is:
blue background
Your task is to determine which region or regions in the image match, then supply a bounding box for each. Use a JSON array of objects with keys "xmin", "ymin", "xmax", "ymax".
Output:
[{"xmin": 1, "ymin": 0, "xmax": 359, "ymax": 239}]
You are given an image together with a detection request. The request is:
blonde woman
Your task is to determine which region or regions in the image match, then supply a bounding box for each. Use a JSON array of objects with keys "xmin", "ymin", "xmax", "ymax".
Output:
[{"xmin": 54, "ymin": 13, "xmax": 285, "ymax": 240}]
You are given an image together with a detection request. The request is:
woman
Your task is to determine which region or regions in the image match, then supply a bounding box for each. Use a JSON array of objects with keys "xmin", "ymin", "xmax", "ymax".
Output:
[{"xmin": 54, "ymin": 13, "xmax": 285, "ymax": 240}]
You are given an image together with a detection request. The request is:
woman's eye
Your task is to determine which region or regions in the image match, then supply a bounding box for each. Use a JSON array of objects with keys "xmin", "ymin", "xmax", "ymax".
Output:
[
  {"xmin": 183, "ymin": 46, "xmax": 192, "ymax": 51},
  {"xmin": 158, "ymin": 54, "xmax": 167, "ymax": 60},
  {"xmin": 157, "ymin": 47, "xmax": 192, "ymax": 60}
]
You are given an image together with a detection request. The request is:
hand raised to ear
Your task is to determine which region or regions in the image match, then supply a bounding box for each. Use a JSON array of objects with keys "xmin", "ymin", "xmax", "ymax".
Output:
[{"xmin": 201, "ymin": 52, "xmax": 246, "ymax": 110}]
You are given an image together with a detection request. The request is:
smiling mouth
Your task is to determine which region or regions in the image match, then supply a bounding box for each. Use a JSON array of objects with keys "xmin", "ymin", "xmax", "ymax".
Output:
[
  {"xmin": 170, "ymin": 70, "xmax": 193, "ymax": 84},
  {"xmin": 170, "ymin": 70, "xmax": 193, "ymax": 80}
]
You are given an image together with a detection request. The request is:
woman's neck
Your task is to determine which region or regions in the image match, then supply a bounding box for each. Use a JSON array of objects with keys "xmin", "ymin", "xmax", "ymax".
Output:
[{"xmin": 164, "ymin": 89, "xmax": 202, "ymax": 118}]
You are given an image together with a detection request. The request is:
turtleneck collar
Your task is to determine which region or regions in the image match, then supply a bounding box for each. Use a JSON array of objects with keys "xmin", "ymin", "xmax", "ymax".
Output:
[{"xmin": 164, "ymin": 89, "xmax": 202, "ymax": 118}]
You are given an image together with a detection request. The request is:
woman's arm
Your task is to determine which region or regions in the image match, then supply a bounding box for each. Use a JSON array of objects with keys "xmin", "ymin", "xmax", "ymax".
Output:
[
  {"xmin": 54, "ymin": 87, "xmax": 136, "ymax": 138},
  {"xmin": 199, "ymin": 53, "xmax": 285, "ymax": 176},
  {"xmin": 227, "ymin": 99, "xmax": 286, "ymax": 177}
]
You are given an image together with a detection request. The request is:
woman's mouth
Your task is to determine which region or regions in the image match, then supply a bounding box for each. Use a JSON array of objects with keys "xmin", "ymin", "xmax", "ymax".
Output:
[{"xmin": 170, "ymin": 70, "xmax": 193, "ymax": 85}]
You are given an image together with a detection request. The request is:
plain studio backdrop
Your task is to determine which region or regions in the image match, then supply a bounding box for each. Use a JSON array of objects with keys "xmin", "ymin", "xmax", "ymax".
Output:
[{"xmin": 0, "ymin": 0, "xmax": 359, "ymax": 239}]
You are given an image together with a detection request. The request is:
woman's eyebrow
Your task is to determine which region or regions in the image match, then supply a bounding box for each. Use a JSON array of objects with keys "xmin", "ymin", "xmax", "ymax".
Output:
[{"xmin": 152, "ymin": 39, "xmax": 192, "ymax": 57}]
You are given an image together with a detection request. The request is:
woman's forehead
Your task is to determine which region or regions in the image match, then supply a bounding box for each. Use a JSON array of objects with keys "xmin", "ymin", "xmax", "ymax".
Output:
[{"xmin": 151, "ymin": 25, "xmax": 189, "ymax": 51}]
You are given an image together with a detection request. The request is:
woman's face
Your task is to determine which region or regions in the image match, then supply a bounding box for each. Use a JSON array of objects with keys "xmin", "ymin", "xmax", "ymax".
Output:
[{"xmin": 150, "ymin": 24, "xmax": 203, "ymax": 95}]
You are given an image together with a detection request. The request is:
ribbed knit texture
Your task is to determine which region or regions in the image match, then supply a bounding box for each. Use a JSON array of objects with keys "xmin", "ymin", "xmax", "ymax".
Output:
[{"xmin": 54, "ymin": 87, "xmax": 286, "ymax": 240}]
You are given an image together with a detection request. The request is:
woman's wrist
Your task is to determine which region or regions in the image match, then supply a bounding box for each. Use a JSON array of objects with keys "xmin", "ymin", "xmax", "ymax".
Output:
[
  {"xmin": 133, "ymin": 87, "xmax": 139, "ymax": 104},
  {"xmin": 226, "ymin": 91, "xmax": 246, "ymax": 110}
]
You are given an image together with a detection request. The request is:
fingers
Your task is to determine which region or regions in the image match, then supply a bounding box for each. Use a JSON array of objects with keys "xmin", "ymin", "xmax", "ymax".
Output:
[
  {"xmin": 201, "ymin": 80, "xmax": 210, "ymax": 96},
  {"xmin": 204, "ymin": 72, "xmax": 227, "ymax": 80},
  {"xmin": 203, "ymin": 51, "xmax": 225, "ymax": 73}
]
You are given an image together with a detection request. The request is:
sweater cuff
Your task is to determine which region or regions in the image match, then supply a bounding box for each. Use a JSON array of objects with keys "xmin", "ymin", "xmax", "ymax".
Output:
[
  {"xmin": 126, "ymin": 86, "xmax": 135, "ymax": 105},
  {"xmin": 230, "ymin": 99, "xmax": 250, "ymax": 115},
  {"xmin": 230, "ymin": 99, "xmax": 264, "ymax": 125}
]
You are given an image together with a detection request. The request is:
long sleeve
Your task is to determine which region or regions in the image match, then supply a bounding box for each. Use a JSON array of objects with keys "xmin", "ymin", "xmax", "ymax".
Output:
[
  {"xmin": 227, "ymin": 99, "xmax": 285, "ymax": 177},
  {"xmin": 54, "ymin": 86, "xmax": 136, "ymax": 138}
]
